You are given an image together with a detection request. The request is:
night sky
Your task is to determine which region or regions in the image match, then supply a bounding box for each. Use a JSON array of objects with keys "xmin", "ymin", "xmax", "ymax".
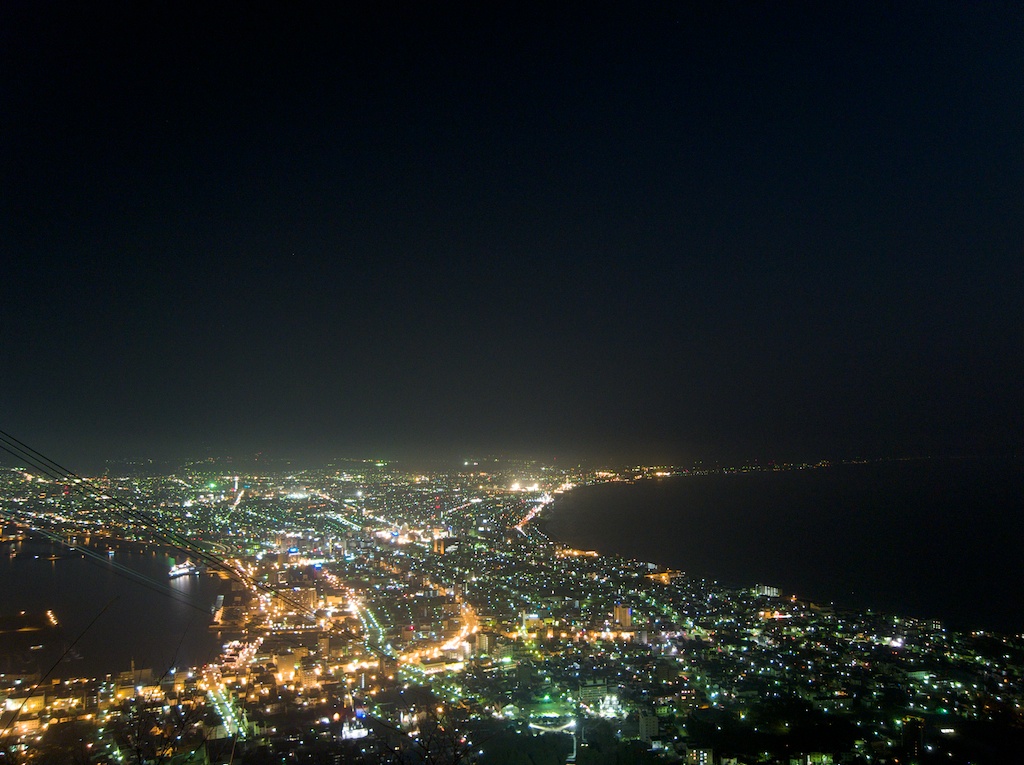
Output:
[{"xmin": 3, "ymin": 2, "xmax": 1023, "ymax": 468}]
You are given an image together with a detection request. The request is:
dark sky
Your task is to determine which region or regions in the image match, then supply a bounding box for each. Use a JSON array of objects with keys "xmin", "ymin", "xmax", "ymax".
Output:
[{"xmin": 3, "ymin": 2, "xmax": 1023, "ymax": 467}]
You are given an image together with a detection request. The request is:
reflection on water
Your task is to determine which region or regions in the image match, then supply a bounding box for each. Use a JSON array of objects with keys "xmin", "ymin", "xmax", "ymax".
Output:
[{"xmin": 0, "ymin": 539, "xmax": 223, "ymax": 678}]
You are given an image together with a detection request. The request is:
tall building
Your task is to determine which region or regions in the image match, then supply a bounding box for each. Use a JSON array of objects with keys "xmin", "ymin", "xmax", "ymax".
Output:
[
  {"xmin": 638, "ymin": 708, "xmax": 658, "ymax": 744},
  {"xmin": 902, "ymin": 716, "xmax": 925, "ymax": 761},
  {"xmin": 475, "ymin": 632, "xmax": 492, "ymax": 655},
  {"xmin": 614, "ymin": 604, "xmax": 632, "ymax": 629}
]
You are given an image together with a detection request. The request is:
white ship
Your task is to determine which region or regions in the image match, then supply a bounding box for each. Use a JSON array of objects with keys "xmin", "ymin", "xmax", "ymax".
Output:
[{"xmin": 169, "ymin": 560, "xmax": 201, "ymax": 578}]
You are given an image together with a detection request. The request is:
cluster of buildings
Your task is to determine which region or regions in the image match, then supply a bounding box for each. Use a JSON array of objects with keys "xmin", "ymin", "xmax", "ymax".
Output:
[{"xmin": 1, "ymin": 458, "xmax": 1021, "ymax": 763}]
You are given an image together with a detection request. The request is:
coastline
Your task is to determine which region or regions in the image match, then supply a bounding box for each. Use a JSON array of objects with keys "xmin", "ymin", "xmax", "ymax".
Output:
[{"xmin": 534, "ymin": 458, "xmax": 1024, "ymax": 636}]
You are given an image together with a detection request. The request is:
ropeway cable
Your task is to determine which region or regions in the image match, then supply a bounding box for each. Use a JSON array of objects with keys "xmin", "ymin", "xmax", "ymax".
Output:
[
  {"xmin": 0, "ymin": 430, "xmax": 328, "ymax": 623},
  {"xmin": 0, "ymin": 430, "xmax": 368, "ymax": 649},
  {"xmin": 0, "ymin": 597, "xmax": 118, "ymax": 740}
]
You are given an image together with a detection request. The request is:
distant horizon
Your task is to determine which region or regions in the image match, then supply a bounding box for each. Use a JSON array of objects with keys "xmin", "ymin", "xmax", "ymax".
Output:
[
  {"xmin": 2, "ymin": 427, "xmax": 1021, "ymax": 477},
  {"xmin": 3, "ymin": 5, "xmax": 1023, "ymax": 757},
  {"xmin": 5, "ymin": 4, "xmax": 1023, "ymax": 481}
]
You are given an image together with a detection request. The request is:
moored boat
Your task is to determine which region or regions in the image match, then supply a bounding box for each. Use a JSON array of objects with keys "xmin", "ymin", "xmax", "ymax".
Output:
[{"xmin": 169, "ymin": 560, "xmax": 201, "ymax": 578}]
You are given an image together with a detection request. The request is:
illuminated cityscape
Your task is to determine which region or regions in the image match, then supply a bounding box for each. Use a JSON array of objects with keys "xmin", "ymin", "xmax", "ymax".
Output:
[
  {"xmin": 1, "ymin": 457, "xmax": 1021, "ymax": 763},
  {"xmin": 4, "ymin": 2, "xmax": 1023, "ymax": 763}
]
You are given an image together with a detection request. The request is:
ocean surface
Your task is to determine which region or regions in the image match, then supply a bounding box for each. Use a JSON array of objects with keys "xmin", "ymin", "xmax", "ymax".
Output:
[
  {"xmin": 0, "ymin": 540, "xmax": 223, "ymax": 680},
  {"xmin": 544, "ymin": 457, "xmax": 1024, "ymax": 635}
]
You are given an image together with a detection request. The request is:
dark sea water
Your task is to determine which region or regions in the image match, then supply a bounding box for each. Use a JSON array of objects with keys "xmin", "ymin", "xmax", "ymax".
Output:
[
  {"xmin": 545, "ymin": 457, "xmax": 1024, "ymax": 635},
  {"xmin": 0, "ymin": 540, "xmax": 223, "ymax": 679}
]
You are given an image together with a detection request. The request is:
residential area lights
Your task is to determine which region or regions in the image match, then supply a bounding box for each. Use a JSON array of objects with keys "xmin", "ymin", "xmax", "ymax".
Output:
[{"xmin": 0, "ymin": 459, "xmax": 1020, "ymax": 764}]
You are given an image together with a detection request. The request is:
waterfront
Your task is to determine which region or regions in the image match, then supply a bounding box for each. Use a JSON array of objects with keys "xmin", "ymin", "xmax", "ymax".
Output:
[
  {"xmin": 1, "ymin": 457, "xmax": 1022, "ymax": 763},
  {"xmin": 545, "ymin": 456, "xmax": 1024, "ymax": 635},
  {"xmin": 0, "ymin": 539, "xmax": 223, "ymax": 679}
]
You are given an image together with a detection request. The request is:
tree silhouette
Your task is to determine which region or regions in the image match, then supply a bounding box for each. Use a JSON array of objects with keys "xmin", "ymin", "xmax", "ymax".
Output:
[{"xmin": 109, "ymin": 692, "xmax": 209, "ymax": 765}]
